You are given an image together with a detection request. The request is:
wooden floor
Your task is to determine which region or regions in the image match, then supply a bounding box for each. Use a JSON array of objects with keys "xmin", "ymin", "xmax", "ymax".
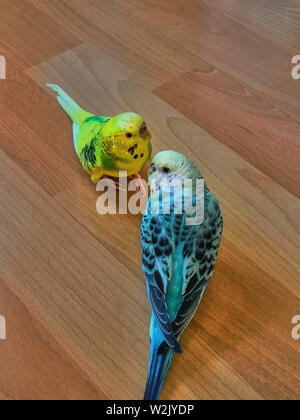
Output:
[{"xmin": 0, "ymin": 0, "xmax": 299, "ymax": 400}]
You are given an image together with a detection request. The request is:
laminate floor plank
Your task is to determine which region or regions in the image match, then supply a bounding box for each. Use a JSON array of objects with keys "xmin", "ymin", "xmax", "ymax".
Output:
[{"xmin": 0, "ymin": 0, "xmax": 299, "ymax": 400}]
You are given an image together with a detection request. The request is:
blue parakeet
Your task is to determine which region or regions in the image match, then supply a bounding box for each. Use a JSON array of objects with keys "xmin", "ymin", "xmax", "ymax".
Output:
[{"xmin": 141, "ymin": 151, "xmax": 223, "ymax": 400}]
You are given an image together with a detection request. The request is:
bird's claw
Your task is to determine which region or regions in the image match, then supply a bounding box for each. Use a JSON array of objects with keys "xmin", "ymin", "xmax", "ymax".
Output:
[{"xmin": 129, "ymin": 173, "xmax": 147, "ymax": 197}]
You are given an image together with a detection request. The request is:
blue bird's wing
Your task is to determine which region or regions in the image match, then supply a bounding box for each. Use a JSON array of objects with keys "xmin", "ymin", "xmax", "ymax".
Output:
[
  {"xmin": 141, "ymin": 191, "xmax": 223, "ymax": 353},
  {"xmin": 141, "ymin": 212, "xmax": 182, "ymax": 353},
  {"xmin": 171, "ymin": 191, "xmax": 223, "ymax": 340}
]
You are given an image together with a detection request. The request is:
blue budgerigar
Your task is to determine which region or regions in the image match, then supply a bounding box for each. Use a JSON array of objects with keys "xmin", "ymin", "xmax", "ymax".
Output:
[{"xmin": 141, "ymin": 151, "xmax": 223, "ymax": 400}]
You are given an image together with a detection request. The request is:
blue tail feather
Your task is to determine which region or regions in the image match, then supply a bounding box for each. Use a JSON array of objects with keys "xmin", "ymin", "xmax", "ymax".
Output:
[{"xmin": 144, "ymin": 346, "xmax": 173, "ymax": 400}]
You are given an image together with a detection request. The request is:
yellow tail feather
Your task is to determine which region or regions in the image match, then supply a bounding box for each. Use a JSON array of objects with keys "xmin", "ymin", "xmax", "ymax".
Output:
[{"xmin": 46, "ymin": 84, "xmax": 92, "ymax": 125}]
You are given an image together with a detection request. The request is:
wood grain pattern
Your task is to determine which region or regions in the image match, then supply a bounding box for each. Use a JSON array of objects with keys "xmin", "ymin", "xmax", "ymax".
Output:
[
  {"xmin": 0, "ymin": 0, "xmax": 299, "ymax": 400},
  {"xmin": 155, "ymin": 67, "xmax": 300, "ymax": 198},
  {"xmin": 122, "ymin": 0, "xmax": 300, "ymax": 123},
  {"xmin": 0, "ymin": 278, "xmax": 104, "ymax": 400}
]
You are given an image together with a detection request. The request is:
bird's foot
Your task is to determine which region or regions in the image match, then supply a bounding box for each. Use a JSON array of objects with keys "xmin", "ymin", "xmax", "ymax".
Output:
[
  {"xmin": 114, "ymin": 180, "xmax": 128, "ymax": 193},
  {"xmin": 129, "ymin": 173, "xmax": 147, "ymax": 197}
]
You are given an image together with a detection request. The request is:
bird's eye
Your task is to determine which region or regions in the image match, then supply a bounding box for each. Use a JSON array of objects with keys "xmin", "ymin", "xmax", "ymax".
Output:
[
  {"xmin": 126, "ymin": 133, "xmax": 132, "ymax": 138},
  {"xmin": 150, "ymin": 163, "xmax": 156, "ymax": 173},
  {"xmin": 162, "ymin": 167, "xmax": 170, "ymax": 173}
]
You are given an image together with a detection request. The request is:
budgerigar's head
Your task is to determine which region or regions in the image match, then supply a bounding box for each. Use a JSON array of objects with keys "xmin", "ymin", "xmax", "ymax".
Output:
[
  {"xmin": 101, "ymin": 112, "xmax": 152, "ymax": 144},
  {"xmin": 148, "ymin": 151, "xmax": 202, "ymax": 191}
]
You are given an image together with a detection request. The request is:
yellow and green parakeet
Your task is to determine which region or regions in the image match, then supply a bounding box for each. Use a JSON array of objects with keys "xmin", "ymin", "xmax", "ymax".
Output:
[{"xmin": 47, "ymin": 84, "xmax": 152, "ymax": 185}]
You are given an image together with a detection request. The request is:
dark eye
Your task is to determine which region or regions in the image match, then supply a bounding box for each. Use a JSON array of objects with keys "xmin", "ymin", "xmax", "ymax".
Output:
[
  {"xmin": 126, "ymin": 133, "xmax": 132, "ymax": 138},
  {"xmin": 150, "ymin": 163, "xmax": 156, "ymax": 173},
  {"xmin": 162, "ymin": 167, "xmax": 170, "ymax": 173}
]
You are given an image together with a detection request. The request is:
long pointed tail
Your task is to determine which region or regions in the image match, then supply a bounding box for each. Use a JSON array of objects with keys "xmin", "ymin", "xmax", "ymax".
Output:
[
  {"xmin": 144, "ymin": 346, "xmax": 173, "ymax": 400},
  {"xmin": 46, "ymin": 84, "xmax": 92, "ymax": 125}
]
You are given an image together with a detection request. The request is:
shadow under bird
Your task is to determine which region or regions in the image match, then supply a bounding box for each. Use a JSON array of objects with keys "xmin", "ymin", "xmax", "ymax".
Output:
[
  {"xmin": 47, "ymin": 84, "xmax": 152, "ymax": 186},
  {"xmin": 141, "ymin": 151, "xmax": 223, "ymax": 400}
]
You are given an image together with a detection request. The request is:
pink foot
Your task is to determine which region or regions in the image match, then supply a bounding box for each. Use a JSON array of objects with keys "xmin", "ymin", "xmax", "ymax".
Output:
[{"xmin": 130, "ymin": 173, "xmax": 147, "ymax": 197}]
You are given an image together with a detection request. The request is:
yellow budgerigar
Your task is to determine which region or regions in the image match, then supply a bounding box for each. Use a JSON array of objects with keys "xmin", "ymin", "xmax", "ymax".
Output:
[{"xmin": 47, "ymin": 84, "xmax": 152, "ymax": 185}]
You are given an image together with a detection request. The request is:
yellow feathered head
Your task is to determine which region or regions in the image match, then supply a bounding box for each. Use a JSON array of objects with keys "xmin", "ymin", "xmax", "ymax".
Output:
[{"xmin": 101, "ymin": 112, "xmax": 152, "ymax": 144}]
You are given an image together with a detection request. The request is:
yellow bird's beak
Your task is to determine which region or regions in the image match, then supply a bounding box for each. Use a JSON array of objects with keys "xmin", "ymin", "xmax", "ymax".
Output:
[{"xmin": 140, "ymin": 122, "xmax": 152, "ymax": 140}]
